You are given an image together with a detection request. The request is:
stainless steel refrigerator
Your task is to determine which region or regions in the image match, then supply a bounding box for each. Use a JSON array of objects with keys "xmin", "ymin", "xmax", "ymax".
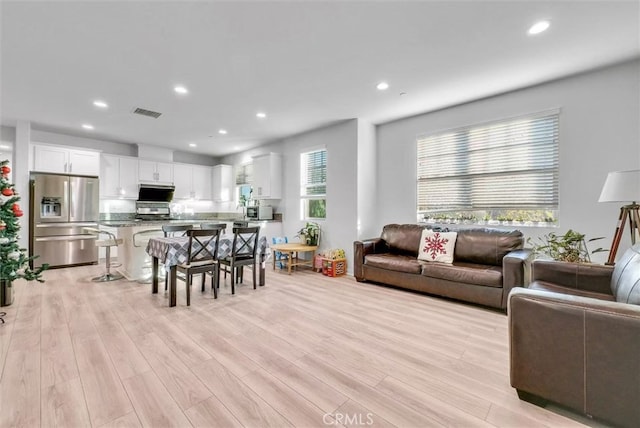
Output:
[{"xmin": 29, "ymin": 173, "xmax": 100, "ymax": 268}]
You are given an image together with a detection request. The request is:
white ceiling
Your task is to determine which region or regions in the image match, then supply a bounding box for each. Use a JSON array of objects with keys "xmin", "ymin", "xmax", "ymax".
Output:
[{"xmin": 1, "ymin": 1, "xmax": 639, "ymax": 157}]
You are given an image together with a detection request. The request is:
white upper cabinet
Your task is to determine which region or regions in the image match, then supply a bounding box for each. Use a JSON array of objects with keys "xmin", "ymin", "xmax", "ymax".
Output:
[
  {"xmin": 172, "ymin": 164, "xmax": 192, "ymax": 199},
  {"xmin": 252, "ymin": 153, "xmax": 282, "ymax": 199},
  {"xmin": 212, "ymin": 164, "xmax": 233, "ymax": 201},
  {"xmin": 173, "ymin": 163, "xmax": 212, "ymax": 200},
  {"xmin": 33, "ymin": 144, "xmax": 100, "ymax": 176},
  {"xmin": 100, "ymin": 154, "xmax": 139, "ymax": 199},
  {"xmin": 138, "ymin": 160, "xmax": 173, "ymax": 184},
  {"xmin": 192, "ymin": 165, "xmax": 212, "ymax": 200}
]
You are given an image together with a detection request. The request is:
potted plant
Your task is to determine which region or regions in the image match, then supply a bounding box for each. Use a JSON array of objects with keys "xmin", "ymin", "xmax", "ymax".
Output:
[
  {"xmin": 296, "ymin": 222, "xmax": 320, "ymax": 246},
  {"xmin": 0, "ymin": 160, "xmax": 48, "ymax": 310},
  {"xmin": 528, "ymin": 229, "xmax": 607, "ymax": 263}
]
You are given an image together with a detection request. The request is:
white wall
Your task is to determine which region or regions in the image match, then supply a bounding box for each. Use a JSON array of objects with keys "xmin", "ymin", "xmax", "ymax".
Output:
[
  {"xmin": 375, "ymin": 59, "xmax": 640, "ymax": 263},
  {"xmin": 15, "ymin": 122, "xmax": 31, "ymax": 249},
  {"xmin": 356, "ymin": 119, "xmax": 378, "ymax": 240},
  {"xmin": 223, "ymin": 120, "xmax": 359, "ymax": 271}
]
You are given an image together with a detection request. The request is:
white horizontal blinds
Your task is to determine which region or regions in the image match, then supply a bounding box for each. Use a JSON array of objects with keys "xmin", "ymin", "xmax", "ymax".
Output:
[
  {"xmin": 417, "ymin": 110, "xmax": 559, "ymax": 212},
  {"xmin": 301, "ymin": 149, "xmax": 327, "ymax": 197}
]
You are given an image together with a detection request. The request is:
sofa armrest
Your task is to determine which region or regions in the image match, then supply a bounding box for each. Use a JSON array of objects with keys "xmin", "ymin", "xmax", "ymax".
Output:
[
  {"xmin": 501, "ymin": 249, "xmax": 533, "ymax": 309},
  {"xmin": 532, "ymin": 260, "xmax": 614, "ymax": 294},
  {"xmin": 353, "ymin": 238, "xmax": 384, "ymax": 281},
  {"xmin": 508, "ymin": 287, "xmax": 640, "ymax": 427}
]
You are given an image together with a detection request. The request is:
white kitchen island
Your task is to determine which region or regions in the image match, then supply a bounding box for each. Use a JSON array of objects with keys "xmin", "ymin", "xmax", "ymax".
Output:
[{"xmin": 99, "ymin": 218, "xmax": 282, "ymax": 281}]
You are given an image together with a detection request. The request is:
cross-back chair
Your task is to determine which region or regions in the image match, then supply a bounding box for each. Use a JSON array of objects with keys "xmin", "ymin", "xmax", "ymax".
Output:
[
  {"xmin": 200, "ymin": 223, "xmax": 227, "ymax": 231},
  {"xmin": 176, "ymin": 228, "xmax": 222, "ymax": 305},
  {"xmin": 218, "ymin": 226, "xmax": 260, "ymax": 294},
  {"xmin": 161, "ymin": 224, "xmax": 194, "ymax": 290}
]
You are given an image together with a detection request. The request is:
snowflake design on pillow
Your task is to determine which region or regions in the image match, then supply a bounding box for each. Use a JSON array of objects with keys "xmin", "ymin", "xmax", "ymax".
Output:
[
  {"xmin": 423, "ymin": 232, "xmax": 449, "ymax": 259},
  {"xmin": 418, "ymin": 230, "xmax": 458, "ymax": 263}
]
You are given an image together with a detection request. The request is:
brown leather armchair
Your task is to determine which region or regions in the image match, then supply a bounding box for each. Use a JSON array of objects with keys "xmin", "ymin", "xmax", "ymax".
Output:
[{"xmin": 508, "ymin": 244, "xmax": 640, "ymax": 428}]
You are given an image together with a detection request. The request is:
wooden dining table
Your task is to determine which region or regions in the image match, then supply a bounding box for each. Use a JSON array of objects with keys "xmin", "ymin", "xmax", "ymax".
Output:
[{"xmin": 146, "ymin": 234, "xmax": 268, "ymax": 306}]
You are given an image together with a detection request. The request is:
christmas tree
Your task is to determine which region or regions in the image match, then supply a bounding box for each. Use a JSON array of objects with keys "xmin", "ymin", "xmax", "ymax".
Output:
[{"xmin": 0, "ymin": 159, "xmax": 48, "ymax": 282}]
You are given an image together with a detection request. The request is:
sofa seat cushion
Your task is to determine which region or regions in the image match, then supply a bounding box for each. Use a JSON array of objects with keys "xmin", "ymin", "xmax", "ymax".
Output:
[
  {"xmin": 529, "ymin": 281, "xmax": 616, "ymax": 301},
  {"xmin": 421, "ymin": 261, "xmax": 503, "ymax": 288},
  {"xmin": 364, "ymin": 253, "xmax": 423, "ymax": 274}
]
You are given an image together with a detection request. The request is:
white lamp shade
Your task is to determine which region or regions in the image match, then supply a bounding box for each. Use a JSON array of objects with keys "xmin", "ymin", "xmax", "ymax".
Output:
[{"xmin": 598, "ymin": 169, "xmax": 640, "ymax": 203}]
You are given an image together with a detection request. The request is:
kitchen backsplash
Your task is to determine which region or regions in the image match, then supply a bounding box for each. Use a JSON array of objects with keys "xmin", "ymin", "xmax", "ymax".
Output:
[
  {"xmin": 99, "ymin": 199, "xmax": 279, "ymax": 221},
  {"xmin": 100, "ymin": 199, "xmax": 236, "ymax": 214}
]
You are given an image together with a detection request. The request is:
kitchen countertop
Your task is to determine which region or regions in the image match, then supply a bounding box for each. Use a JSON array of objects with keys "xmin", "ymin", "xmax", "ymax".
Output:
[{"xmin": 99, "ymin": 218, "xmax": 281, "ymax": 227}]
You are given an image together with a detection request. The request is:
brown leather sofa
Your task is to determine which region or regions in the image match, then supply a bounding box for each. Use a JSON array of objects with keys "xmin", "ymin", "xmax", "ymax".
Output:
[
  {"xmin": 354, "ymin": 224, "xmax": 531, "ymax": 310},
  {"xmin": 508, "ymin": 243, "xmax": 640, "ymax": 428}
]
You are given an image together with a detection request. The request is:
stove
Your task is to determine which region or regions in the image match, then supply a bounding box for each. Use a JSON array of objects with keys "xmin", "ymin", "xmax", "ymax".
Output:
[
  {"xmin": 135, "ymin": 184, "xmax": 174, "ymax": 220},
  {"xmin": 135, "ymin": 201, "xmax": 171, "ymax": 220}
]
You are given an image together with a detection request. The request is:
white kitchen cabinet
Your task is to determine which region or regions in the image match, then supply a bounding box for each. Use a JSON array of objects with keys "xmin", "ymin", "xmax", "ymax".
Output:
[
  {"xmin": 100, "ymin": 154, "xmax": 139, "ymax": 199},
  {"xmin": 192, "ymin": 165, "xmax": 212, "ymax": 200},
  {"xmin": 173, "ymin": 163, "xmax": 212, "ymax": 200},
  {"xmin": 252, "ymin": 153, "xmax": 282, "ymax": 199},
  {"xmin": 33, "ymin": 144, "xmax": 100, "ymax": 176},
  {"xmin": 138, "ymin": 160, "xmax": 173, "ymax": 184},
  {"xmin": 172, "ymin": 164, "xmax": 192, "ymax": 199},
  {"xmin": 212, "ymin": 164, "xmax": 233, "ymax": 201}
]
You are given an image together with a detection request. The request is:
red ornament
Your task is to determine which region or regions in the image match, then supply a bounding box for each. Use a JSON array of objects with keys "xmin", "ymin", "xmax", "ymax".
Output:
[
  {"xmin": 14, "ymin": 210, "xmax": 24, "ymax": 217},
  {"xmin": 1, "ymin": 188, "xmax": 14, "ymax": 196},
  {"xmin": 1, "ymin": 165, "xmax": 10, "ymax": 175},
  {"xmin": 12, "ymin": 203, "xmax": 20, "ymax": 212}
]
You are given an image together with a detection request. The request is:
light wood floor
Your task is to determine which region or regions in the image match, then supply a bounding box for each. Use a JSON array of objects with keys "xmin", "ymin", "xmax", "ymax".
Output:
[{"xmin": 0, "ymin": 263, "xmax": 597, "ymax": 427}]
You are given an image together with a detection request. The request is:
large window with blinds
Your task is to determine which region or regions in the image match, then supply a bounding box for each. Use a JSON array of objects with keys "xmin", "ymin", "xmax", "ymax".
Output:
[
  {"xmin": 417, "ymin": 110, "xmax": 559, "ymax": 226},
  {"xmin": 301, "ymin": 148, "xmax": 327, "ymax": 219}
]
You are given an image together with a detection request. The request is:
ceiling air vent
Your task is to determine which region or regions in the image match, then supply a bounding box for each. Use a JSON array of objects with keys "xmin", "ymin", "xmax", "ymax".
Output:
[{"xmin": 132, "ymin": 107, "xmax": 162, "ymax": 119}]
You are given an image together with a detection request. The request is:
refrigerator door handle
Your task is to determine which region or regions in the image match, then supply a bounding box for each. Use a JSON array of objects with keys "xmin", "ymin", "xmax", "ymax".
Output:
[
  {"xmin": 35, "ymin": 222, "xmax": 99, "ymax": 228},
  {"xmin": 68, "ymin": 179, "xmax": 74, "ymax": 222},
  {"xmin": 35, "ymin": 235, "xmax": 98, "ymax": 242}
]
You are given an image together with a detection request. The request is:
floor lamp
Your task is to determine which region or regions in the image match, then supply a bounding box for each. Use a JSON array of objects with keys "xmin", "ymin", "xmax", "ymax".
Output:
[{"xmin": 598, "ymin": 169, "xmax": 640, "ymax": 265}]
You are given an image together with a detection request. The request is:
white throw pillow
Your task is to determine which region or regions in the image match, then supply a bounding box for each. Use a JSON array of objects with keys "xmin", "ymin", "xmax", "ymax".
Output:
[{"xmin": 417, "ymin": 230, "xmax": 458, "ymax": 263}]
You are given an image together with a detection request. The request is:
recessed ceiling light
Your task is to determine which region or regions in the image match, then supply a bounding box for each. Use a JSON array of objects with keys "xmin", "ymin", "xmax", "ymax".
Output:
[
  {"xmin": 174, "ymin": 85, "xmax": 188, "ymax": 95},
  {"xmin": 189, "ymin": 143, "xmax": 197, "ymax": 147},
  {"xmin": 93, "ymin": 100, "xmax": 108, "ymax": 108},
  {"xmin": 376, "ymin": 82, "xmax": 389, "ymax": 91},
  {"xmin": 0, "ymin": 144, "xmax": 10, "ymax": 150},
  {"xmin": 528, "ymin": 20, "xmax": 550, "ymax": 35},
  {"xmin": 256, "ymin": 112, "xmax": 267, "ymax": 119},
  {"xmin": 82, "ymin": 124, "xmax": 94, "ymax": 130},
  {"xmin": 218, "ymin": 129, "xmax": 228, "ymax": 135}
]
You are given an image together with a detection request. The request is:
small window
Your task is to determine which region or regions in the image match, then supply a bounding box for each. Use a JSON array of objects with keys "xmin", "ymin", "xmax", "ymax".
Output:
[
  {"xmin": 417, "ymin": 110, "xmax": 559, "ymax": 226},
  {"xmin": 301, "ymin": 149, "xmax": 327, "ymax": 219}
]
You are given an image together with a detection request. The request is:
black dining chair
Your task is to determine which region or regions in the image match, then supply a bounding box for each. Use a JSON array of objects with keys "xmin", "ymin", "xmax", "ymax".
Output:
[
  {"xmin": 176, "ymin": 228, "xmax": 222, "ymax": 305},
  {"xmin": 162, "ymin": 224, "xmax": 194, "ymax": 291},
  {"xmin": 218, "ymin": 226, "xmax": 260, "ymax": 294},
  {"xmin": 200, "ymin": 223, "xmax": 227, "ymax": 232}
]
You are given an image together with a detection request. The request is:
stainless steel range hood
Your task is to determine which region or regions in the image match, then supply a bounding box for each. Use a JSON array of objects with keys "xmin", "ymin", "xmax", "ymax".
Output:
[{"xmin": 137, "ymin": 184, "xmax": 175, "ymax": 202}]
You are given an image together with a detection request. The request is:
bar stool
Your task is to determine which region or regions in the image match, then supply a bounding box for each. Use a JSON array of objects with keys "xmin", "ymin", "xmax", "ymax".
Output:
[
  {"xmin": 132, "ymin": 228, "xmax": 164, "ymax": 283},
  {"xmin": 86, "ymin": 227, "xmax": 124, "ymax": 282}
]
